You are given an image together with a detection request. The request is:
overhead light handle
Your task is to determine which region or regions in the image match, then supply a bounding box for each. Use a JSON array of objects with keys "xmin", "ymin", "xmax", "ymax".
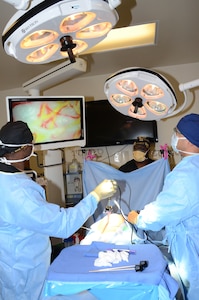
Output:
[
  {"xmin": 132, "ymin": 98, "xmax": 143, "ymax": 114},
  {"xmin": 60, "ymin": 36, "xmax": 76, "ymax": 63}
]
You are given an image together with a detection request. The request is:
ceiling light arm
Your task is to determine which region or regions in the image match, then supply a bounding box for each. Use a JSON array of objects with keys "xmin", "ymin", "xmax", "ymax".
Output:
[
  {"xmin": 179, "ymin": 78, "xmax": 199, "ymax": 92},
  {"xmin": 2, "ymin": 0, "xmax": 31, "ymax": 10},
  {"xmin": 22, "ymin": 57, "xmax": 87, "ymax": 95},
  {"xmin": 163, "ymin": 78, "xmax": 199, "ymax": 119}
]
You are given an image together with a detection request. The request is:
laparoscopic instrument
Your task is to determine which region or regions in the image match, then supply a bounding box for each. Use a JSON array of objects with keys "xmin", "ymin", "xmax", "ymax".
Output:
[{"xmin": 89, "ymin": 260, "xmax": 148, "ymax": 272}]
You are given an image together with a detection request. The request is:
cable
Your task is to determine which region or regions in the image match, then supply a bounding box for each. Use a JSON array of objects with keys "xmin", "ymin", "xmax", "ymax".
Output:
[
  {"xmin": 100, "ymin": 145, "xmax": 128, "ymax": 165},
  {"xmin": 113, "ymin": 195, "xmax": 150, "ymax": 244},
  {"xmin": 80, "ymin": 226, "xmax": 91, "ymax": 231},
  {"xmin": 113, "ymin": 199, "xmax": 137, "ymax": 244}
]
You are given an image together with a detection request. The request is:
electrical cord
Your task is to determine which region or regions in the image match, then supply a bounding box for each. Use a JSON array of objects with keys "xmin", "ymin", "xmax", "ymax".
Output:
[
  {"xmin": 81, "ymin": 184, "xmax": 157, "ymax": 245},
  {"xmin": 113, "ymin": 199, "xmax": 134, "ymax": 243},
  {"xmin": 114, "ymin": 185, "xmax": 161, "ymax": 246}
]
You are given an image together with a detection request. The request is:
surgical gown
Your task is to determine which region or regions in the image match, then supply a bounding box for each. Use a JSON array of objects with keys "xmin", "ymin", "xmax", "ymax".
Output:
[
  {"xmin": 0, "ymin": 166, "xmax": 98, "ymax": 300},
  {"xmin": 136, "ymin": 155, "xmax": 199, "ymax": 300}
]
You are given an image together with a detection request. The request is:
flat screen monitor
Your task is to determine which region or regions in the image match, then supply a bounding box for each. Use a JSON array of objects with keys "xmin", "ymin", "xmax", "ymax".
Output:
[
  {"xmin": 84, "ymin": 100, "xmax": 158, "ymax": 147},
  {"xmin": 6, "ymin": 96, "xmax": 86, "ymax": 150}
]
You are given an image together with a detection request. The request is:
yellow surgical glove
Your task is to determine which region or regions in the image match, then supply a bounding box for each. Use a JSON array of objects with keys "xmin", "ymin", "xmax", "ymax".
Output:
[
  {"xmin": 127, "ymin": 210, "xmax": 139, "ymax": 224},
  {"xmin": 90, "ymin": 179, "xmax": 117, "ymax": 202}
]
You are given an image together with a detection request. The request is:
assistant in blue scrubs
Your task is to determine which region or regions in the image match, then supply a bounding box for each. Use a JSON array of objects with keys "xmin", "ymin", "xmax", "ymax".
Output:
[{"xmin": 128, "ymin": 114, "xmax": 199, "ymax": 300}]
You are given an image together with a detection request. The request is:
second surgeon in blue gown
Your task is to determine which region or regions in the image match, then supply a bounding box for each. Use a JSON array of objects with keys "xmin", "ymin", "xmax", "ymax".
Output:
[{"xmin": 128, "ymin": 114, "xmax": 199, "ymax": 300}]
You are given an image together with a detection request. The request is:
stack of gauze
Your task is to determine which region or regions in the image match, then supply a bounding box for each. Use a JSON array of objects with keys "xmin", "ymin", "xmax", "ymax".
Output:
[{"xmin": 94, "ymin": 249, "xmax": 129, "ymax": 267}]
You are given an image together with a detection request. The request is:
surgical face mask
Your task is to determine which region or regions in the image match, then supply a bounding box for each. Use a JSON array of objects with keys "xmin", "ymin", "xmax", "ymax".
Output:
[
  {"xmin": 171, "ymin": 132, "xmax": 199, "ymax": 155},
  {"xmin": 133, "ymin": 150, "xmax": 147, "ymax": 162},
  {"xmin": 171, "ymin": 133, "xmax": 186, "ymax": 153},
  {"xmin": 0, "ymin": 144, "xmax": 36, "ymax": 165}
]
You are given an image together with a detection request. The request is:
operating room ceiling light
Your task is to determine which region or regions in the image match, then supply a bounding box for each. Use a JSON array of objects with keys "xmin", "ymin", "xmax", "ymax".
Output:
[
  {"xmin": 104, "ymin": 68, "xmax": 178, "ymax": 121},
  {"xmin": 2, "ymin": 0, "xmax": 119, "ymax": 64}
]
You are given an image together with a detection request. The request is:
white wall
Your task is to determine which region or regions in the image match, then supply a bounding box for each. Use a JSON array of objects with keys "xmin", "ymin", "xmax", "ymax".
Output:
[
  {"xmin": 0, "ymin": 62, "xmax": 199, "ymax": 205},
  {"xmin": 0, "ymin": 87, "xmax": 27, "ymax": 125}
]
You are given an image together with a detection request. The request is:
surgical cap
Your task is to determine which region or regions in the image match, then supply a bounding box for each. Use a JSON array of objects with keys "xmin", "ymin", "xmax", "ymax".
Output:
[
  {"xmin": 0, "ymin": 121, "xmax": 33, "ymax": 156},
  {"xmin": 177, "ymin": 113, "xmax": 199, "ymax": 147}
]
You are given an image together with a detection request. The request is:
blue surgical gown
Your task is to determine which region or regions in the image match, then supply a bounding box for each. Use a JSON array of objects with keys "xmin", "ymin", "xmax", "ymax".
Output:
[
  {"xmin": 0, "ymin": 170, "xmax": 98, "ymax": 300},
  {"xmin": 136, "ymin": 155, "xmax": 199, "ymax": 300}
]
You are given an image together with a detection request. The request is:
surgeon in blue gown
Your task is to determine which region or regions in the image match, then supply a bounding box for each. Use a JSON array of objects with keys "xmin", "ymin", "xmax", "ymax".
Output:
[
  {"xmin": 0, "ymin": 121, "xmax": 117, "ymax": 300},
  {"xmin": 128, "ymin": 114, "xmax": 199, "ymax": 300}
]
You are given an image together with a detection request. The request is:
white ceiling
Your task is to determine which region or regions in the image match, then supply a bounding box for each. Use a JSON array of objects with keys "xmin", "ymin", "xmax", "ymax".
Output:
[{"xmin": 0, "ymin": 0, "xmax": 199, "ymax": 91}]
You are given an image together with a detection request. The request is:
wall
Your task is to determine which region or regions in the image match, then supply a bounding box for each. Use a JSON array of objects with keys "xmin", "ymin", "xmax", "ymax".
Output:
[
  {"xmin": 0, "ymin": 62, "xmax": 199, "ymax": 206},
  {"xmin": 0, "ymin": 87, "xmax": 27, "ymax": 125}
]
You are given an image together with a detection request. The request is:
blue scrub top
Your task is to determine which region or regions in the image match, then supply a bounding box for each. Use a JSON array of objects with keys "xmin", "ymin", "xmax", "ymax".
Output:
[
  {"xmin": 136, "ymin": 155, "xmax": 199, "ymax": 300},
  {"xmin": 0, "ymin": 167, "xmax": 98, "ymax": 300}
]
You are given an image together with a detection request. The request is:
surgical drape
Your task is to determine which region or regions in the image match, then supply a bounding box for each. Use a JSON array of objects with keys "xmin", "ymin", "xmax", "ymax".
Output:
[{"xmin": 83, "ymin": 158, "xmax": 170, "ymax": 225}]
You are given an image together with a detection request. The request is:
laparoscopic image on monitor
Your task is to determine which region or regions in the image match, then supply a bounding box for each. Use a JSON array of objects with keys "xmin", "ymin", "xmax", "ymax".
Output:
[{"xmin": 6, "ymin": 96, "xmax": 86, "ymax": 150}]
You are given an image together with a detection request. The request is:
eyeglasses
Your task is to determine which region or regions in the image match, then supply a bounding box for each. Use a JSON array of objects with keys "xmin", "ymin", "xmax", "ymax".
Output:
[
  {"xmin": 173, "ymin": 127, "xmax": 181, "ymax": 134},
  {"xmin": 14, "ymin": 143, "xmax": 34, "ymax": 153}
]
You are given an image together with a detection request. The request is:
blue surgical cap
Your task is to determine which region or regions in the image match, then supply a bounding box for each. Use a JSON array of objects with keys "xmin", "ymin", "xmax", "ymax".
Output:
[{"xmin": 177, "ymin": 113, "xmax": 199, "ymax": 147}]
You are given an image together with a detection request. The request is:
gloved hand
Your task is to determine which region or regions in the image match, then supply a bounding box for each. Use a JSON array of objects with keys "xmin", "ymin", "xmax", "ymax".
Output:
[
  {"xmin": 90, "ymin": 179, "xmax": 117, "ymax": 202},
  {"xmin": 127, "ymin": 210, "xmax": 139, "ymax": 224}
]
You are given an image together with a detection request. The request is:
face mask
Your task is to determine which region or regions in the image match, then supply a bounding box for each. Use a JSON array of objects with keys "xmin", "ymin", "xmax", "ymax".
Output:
[
  {"xmin": 171, "ymin": 132, "xmax": 199, "ymax": 155},
  {"xmin": 171, "ymin": 133, "xmax": 185, "ymax": 153},
  {"xmin": 133, "ymin": 150, "xmax": 147, "ymax": 162}
]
